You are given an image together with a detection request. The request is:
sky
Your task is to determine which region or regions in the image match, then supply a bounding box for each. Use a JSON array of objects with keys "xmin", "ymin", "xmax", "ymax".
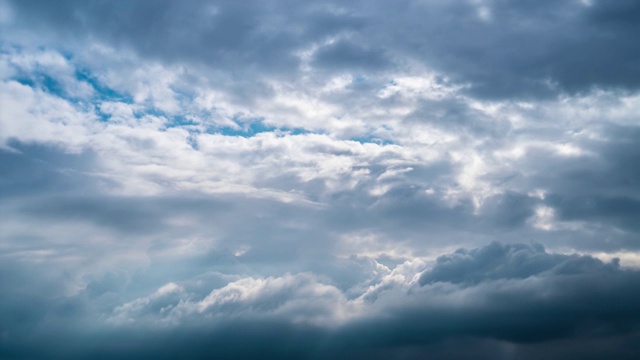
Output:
[{"xmin": 1, "ymin": 0, "xmax": 640, "ymax": 359}]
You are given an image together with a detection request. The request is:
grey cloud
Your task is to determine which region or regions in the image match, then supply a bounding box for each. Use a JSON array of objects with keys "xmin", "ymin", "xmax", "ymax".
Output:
[
  {"xmin": 4, "ymin": 0, "xmax": 362, "ymax": 78},
  {"xmin": 7, "ymin": 0, "xmax": 640, "ymax": 98},
  {"xmin": 548, "ymin": 194, "xmax": 640, "ymax": 232},
  {"xmin": 476, "ymin": 192, "xmax": 537, "ymax": 228},
  {"xmin": 368, "ymin": 0, "xmax": 640, "ymax": 98},
  {"xmin": 498, "ymin": 123, "xmax": 640, "ymax": 246},
  {"xmin": 4, "ymin": 130, "xmax": 632, "ymax": 267},
  {"xmin": 311, "ymin": 40, "xmax": 391, "ymax": 72},
  {"xmin": 419, "ymin": 242, "xmax": 617, "ymax": 286},
  {"xmin": 84, "ymin": 272, "xmax": 128, "ymax": 298},
  {"xmin": 404, "ymin": 97, "xmax": 512, "ymax": 138},
  {"xmin": 546, "ymin": 126, "xmax": 640, "ymax": 232},
  {"xmin": 4, "ymin": 243, "xmax": 640, "ymax": 359},
  {"xmin": 0, "ymin": 146, "xmax": 459, "ymax": 271},
  {"xmin": 0, "ymin": 142, "xmax": 99, "ymax": 198},
  {"xmin": 321, "ymin": 180, "xmax": 544, "ymax": 251},
  {"xmin": 345, "ymin": 243, "xmax": 640, "ymax": 347},
  {"xmin": 3, "ymin": 1, "xmax": 640, "ymax": 358}
]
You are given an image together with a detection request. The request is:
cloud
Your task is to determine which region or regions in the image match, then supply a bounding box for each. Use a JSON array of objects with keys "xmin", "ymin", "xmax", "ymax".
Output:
[
  {"xmin": 343, "ymin": 243, "xmax": 640, "ymax": 349},
  {"xmin": 2, "ymin": 0, "xmax": 640, "ymax": 358},
  {"xmin": 6, "ymin": 0, "xmax": 640, "ymax": 98},
  {"xmin": 3, "ymin": 243, "xmax": 640, "ymax": 359},
  {"xmin": 111, "ymin": 273, "xmax": 350, "ymax": 328},
  {"xmin": 311, "ymin": 39, "xmax": 391, "ymax": 73},
  {"xmin": 419, "ymin": 242, "xmax": 619, "ymax": 285}
]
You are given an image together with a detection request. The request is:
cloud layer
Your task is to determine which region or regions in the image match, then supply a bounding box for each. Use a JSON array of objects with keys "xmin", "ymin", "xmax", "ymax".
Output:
[
  {"xmin": 1, "ymin": 0, "xmax": 640, "ymax": 358},
  {"xmin": 3, "ymin": 242, "xmax": 640, "ymax": 359}
]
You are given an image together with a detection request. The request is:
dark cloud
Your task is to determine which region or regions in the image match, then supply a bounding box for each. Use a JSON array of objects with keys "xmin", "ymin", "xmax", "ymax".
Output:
[
  {"xmin": 3, "ymin": 243, "xmax": 640, "ymax": 359},
  {"xmin": 311, "ymin": 40, "xmax": 391, "ymax": 72},
  {"xmin": 4, "ymin": 0, "xmax": 363, "ymax": 78},
  {"xmin": 548, "ymin": 194, "xmax": 640, "ymax": 232},
  {"xmin": 474, "ymin": 192, "xmax": 537, "ymax": 228},
  {"xmin": 367, "ymin": 0, "xmax": 640, "ymax": 98},
  {"xmin": 547, "ymin": 126, "xmax": 640, "ymax": 232},
  {"xmin": 6, "ymin": 0, "xmax": 640, "ymax": 98},
  {"xmin": 419, "ymin": 242, "xmax": 618, "ymax": 285},
  {"xmin": 498, "ymin": 123, "xmax": 640, "ymax": 247},
  {"xmin": 354, "ymin": 242, "xmax": 640, "ymax": 345}
]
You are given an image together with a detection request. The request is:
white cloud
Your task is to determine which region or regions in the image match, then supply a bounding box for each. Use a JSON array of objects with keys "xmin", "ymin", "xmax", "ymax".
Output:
[{"xmin": 0, "ymin": 80, "xmax": 98, "ymax": 150}]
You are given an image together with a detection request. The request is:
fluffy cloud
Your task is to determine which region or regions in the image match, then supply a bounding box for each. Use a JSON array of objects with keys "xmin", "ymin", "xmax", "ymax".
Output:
[{"xmin": 3, "ymin": 243, "xmax": 640, "ymax": 359}]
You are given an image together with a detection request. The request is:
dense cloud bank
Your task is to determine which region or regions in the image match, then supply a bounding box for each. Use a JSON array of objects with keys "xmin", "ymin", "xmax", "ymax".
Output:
[
  {"xmin": 2, "ymin": 0, "xmax": 640, "ymax": 358},
  {"xmin": 2, "ymin": 243, "xmax": 640, "ymax": 359},
  {"xmin": 7, "ymin": 0, "xmax": 640, "ymax": 97}
]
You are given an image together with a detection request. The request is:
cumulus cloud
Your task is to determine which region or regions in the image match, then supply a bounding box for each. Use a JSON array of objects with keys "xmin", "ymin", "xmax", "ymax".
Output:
[{"xmin": 4, "ymin": 243, "xmax": 640, "ymax": 359}]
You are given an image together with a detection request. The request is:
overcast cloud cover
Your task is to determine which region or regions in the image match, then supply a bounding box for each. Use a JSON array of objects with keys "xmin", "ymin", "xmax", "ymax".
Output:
[{"xmin": 1, "ymin": 0, "xmax": 640, "ymax": 358}]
